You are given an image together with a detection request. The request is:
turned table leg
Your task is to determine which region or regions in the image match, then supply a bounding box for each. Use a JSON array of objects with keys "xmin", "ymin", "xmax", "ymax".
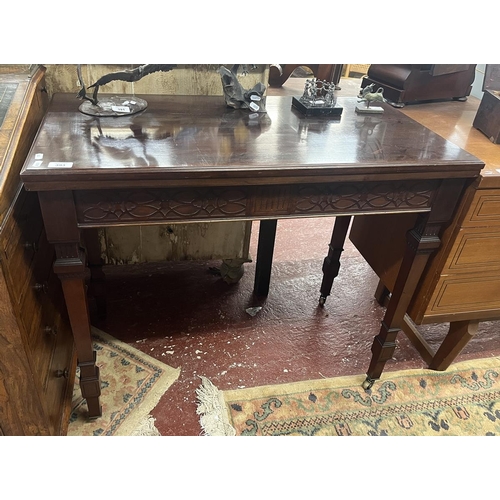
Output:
[
  {"xmin": 319, "ymin": 216, "xmax": 351, "ymax": 306},
  {"xmin": 429, "ymin": 320, "xmax": 479, "ymax": 371},
  {"xmin": 39, "ymin": 191, "xmax": 102, "ymax": 419}
]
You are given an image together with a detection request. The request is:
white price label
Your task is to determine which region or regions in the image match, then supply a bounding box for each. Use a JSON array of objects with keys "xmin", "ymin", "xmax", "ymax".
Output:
[
  {"xmin": 111, "ymin": 105, "xmax": 131, "ymax": 113},
  {"xmin": 31, "ymin": 160, "xmax": 43, "ymax": 168},
  {"xmin": 48, "ymin": 162, "xmax": 73, "ymax": 168},
  {"xmin": 35, "ymin": 153, "xmax": 43, "ymax": 160}
]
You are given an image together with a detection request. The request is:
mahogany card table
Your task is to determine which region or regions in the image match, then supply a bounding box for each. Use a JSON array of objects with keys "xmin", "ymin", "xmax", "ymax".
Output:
[{"xmin": 21, "ymin": 93, "xmax": 484, "ymax": 418}]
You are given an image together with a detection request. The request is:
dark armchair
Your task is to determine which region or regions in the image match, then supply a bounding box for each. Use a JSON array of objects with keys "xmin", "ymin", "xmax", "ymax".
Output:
[{"xmin": 360, "ymin": 64, "xmax": 477, "ymax": 107}]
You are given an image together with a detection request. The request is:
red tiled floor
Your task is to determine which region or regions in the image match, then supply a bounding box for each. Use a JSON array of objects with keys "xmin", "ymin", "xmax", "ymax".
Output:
[{"xmin": 92, "ymin": 216, "xmax": 500, "ymax": 435}]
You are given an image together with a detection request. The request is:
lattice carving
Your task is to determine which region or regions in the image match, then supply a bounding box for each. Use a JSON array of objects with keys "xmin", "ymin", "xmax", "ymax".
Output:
[
  {"xmin": 294, "ymin": 181, "xmax": 437, "ymax": 214},
  {"xmin": 76, "ymin": 188, "xmax": 248, "ymax": 223},
  {"xmin": 75, "ymin": 180, "xmax": 439, "ymax": 225}
]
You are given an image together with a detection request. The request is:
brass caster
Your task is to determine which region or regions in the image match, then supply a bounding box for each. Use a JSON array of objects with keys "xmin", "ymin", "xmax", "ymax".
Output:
[
  {"xmin": 387, "ymin": 100, "xmax": 405, "ymax": 108},
  {"xmin": 362, "ymin": 377, "xmax": 375, "ymax": 390}
]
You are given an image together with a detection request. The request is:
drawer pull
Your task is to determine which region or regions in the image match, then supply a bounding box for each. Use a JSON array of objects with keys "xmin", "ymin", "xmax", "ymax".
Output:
[
  {"xmin": 55, "ymin": 369, "xmax": 69, "ymax": 379},
  {"xmin": 23, "ymin": 241, "xmax": 38, "ymax": 252},
  {"xmin": 34, "ymin": 282, "xmax": 49, "ymax": 294},
  {"xmin": 44, "ymin": 325, "xmax": 58, "ymax": 336}
]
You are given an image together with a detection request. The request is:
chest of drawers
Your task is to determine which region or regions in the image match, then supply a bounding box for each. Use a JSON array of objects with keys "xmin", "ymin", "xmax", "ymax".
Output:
[{"xmin": 0, "ymin": 66, "xmax": 75, "ymax": 435}]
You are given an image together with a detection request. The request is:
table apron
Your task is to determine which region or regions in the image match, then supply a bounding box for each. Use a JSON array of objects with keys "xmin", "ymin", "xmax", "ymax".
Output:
[{"xmin": 73, "ymin": 179, "xmax": 439, "ymax": 227}]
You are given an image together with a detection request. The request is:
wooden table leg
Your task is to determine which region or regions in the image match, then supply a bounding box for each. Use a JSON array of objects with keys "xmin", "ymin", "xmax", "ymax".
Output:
[
  {"xmin": 56, "ymin": 257, "xmax": 102, "ymax": 418},
  {"xmin": 253, "ymin": 219, "xmax": 277, "ymax": 296},
  {"xmin": 319, "ymin": 216, "xmax": 351, "ymax": 306},
  {"xmin": 38, "ymin": 191, "xmax": 102, "ymax": 419},
  {"xmin": 374, "ymin": 279, "xmax": 390, "ymax": 307},
  {"xmin": 363, "ymin": 212, "xmax": 442, "ymax": 389},
  {"xmin": 373, "ymin": 290, "xmax": 479, "ymax": 372},
  {"xmin": 429, "ymin": 320, "xmax": 479, "ymax": 371},
  {"xmin": 362, "ymin": 178, "xmax": 468, "ymax": 389},
  {"xmin": 83, "ymin": 228, "xmax": 107, "ymax": 319}
]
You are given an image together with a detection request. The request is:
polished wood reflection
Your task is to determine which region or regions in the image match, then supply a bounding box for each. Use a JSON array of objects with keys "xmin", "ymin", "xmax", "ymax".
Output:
[{"xmin": 22, "ymin": 94, "xmax": 481, "ymax": 190}]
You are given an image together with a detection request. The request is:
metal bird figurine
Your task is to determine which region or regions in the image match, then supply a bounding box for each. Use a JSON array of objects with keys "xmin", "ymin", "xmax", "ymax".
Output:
[{"xmin": 77, "ymin": 64, "xmax": 176, "ymax": 106}]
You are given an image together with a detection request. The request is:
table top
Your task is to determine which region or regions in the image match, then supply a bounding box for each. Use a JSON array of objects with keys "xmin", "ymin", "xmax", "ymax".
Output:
[{"xmin": 21, "ymin": 93, "xmax": 484, "ymax": 191}]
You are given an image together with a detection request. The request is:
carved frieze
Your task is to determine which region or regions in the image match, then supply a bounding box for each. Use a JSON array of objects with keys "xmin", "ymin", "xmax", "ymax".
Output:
[
  {"xmin": 294, "ymin": 180, "xmax": 437, "ymax": 214},
  {"xmin": 75, "ymin": 188, "xmax": 248, "ymax": 224},
  {"xmin": 74, "ymin": 180, "xmax": 439, "ymax": 226}
]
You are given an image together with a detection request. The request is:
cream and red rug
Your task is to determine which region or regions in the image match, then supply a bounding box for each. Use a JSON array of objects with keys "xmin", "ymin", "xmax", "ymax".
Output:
[
  {"xmin": 68, "ymin": 327, "xmax": 180, "ymax": 436},
  {"xmin": 197, "ymin": 356, "xmax": 500, "ymax": 436}
]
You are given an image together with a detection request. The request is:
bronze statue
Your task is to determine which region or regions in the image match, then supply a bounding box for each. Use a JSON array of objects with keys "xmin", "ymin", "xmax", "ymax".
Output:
[
  {"xmin": 357, "ymin": 83, "xmax": 386, "ymax": 108},
  {"xmin": 356, "ymin": 83, "xmax": 386, "ymax": 114}
]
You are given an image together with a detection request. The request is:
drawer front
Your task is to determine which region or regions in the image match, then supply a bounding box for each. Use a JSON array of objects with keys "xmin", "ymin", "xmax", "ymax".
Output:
[
  {"xmin": 462, "ymin": 190, "xmax": 500, "ymax": 227},
  {"xmin": 28, "ymin": 295, "xmax": 58, "ymax": 392},
  {"xmin": 427, "ymin": 273, "xmax": 500, "ymax": 316},
  {"xmin": 23, "ymin": 270, "xmax": 63, "ymax": 391},
  {"xmin": 20, "ymin": 230, "xmax": 60, "ymax": 391},
  {"xmin": 22, "ymin": 242, "xmax": 72, "ymax": 434},
  {"xmin": 3, "ymin": 189, "xmax": 44, "ymax": 305},
  {"xmin": 44, "ymin": 312, "xmax": 74, "ymax": 434},
  {"xmin": 443, "ymin": 228, "xmax": 500, "ymax": 273},
  {"xmin": 20, "ymin": 231, "xmax": 55, "ymax": 341}
]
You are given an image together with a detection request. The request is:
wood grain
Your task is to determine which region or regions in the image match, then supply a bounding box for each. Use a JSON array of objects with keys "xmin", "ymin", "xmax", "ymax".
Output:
[{"xmin": 0, "ymin": 66, "xmax": 75, "ymax": 435}]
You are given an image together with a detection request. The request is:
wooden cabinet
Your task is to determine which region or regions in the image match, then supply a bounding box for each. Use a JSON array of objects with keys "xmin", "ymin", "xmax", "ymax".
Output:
[
  {"xmin": 422, "ymin": 183, "xmax": 500, "ymax": 322},
  {"xmin": 0, "ymin": 66, "xmax": 75, "ymax": 435},
  {"xmin": 473, "ymin": 64, "xmax": 500, "ymax": 144}
]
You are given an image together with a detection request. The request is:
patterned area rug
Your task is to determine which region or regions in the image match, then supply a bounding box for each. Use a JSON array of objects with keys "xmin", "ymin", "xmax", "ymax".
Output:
[
  {"xmin": 68, "ymin": 327, "xmax": 180, "ymax": 436},
  {"xmin": 196, "ymin": 356, "xmax": 500, "ymax": 436}
]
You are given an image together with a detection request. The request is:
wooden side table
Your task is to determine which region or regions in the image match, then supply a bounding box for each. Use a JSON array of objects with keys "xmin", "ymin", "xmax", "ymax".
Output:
[{"xmin": 21, "ymin": 94, "xmax": 482, "ymax": 416}]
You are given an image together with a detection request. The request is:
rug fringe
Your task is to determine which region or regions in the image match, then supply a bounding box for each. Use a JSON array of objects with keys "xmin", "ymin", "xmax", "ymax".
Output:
[
  {"xmin": 131, "ymin": 416, "xmax": 161, "ymax": 436},
  {"xmin": 196, "ymin": 376, "xmax": 236, "ymax": 436}
]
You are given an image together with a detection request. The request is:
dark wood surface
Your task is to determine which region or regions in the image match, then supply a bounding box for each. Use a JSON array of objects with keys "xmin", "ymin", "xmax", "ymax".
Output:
[
  {"xmin": 22, "ymin": 93, "xmax": 481, "ymax": 189},
  {"xmin": 20, "ymin": 92, "xmax": 484, "ymax": 413}
]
